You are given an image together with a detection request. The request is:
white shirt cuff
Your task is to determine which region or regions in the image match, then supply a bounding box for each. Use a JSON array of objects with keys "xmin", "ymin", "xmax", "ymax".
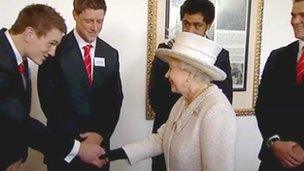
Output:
[
  {"xmin": 64, "ymin": 140, "xmax": 81, "ymax": 163},
  {"xmin": 269, "ymin": 134, "xmax": 280, "ymax": 140}
]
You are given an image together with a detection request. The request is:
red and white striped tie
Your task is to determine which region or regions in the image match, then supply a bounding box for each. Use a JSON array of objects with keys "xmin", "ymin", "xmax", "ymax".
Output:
[
  {"xmin": 18, "ymin": 62, "xmax": 26, "ymax": 75},
  {"xmin": 83, "ymin": 44, "xmax": 93, "ymax": 86},
  {"xmin": 296, "ymin": 50, "xmax": 304, "ymax": 85}
]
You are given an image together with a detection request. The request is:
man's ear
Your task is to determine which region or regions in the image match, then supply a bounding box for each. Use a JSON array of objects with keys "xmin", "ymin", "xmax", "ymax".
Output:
[
  {"xmin": 23, "ymin": 27, "xmax": 35, "ymax": 42},
  {"xmin": 73, "ymin": 10, "xmax": 79, "ymax": 20}
]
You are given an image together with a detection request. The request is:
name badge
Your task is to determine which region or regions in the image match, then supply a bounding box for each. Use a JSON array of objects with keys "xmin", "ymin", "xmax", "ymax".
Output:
[{"xmin": 94, "ymin": 57, "xmax": 105, "ymax": 67}]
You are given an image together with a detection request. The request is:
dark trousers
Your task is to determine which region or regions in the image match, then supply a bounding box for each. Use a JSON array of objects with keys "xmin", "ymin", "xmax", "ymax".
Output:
[
  {"xmin": 259, "ymin": 160, "xmax": 304, "ymax": 171},
  {"xmin": 151, "ymin": 154, "xmax": 166, "ymax": 171},
  {"xmin": 47, "ymin": 158, "xmax": 109, "ymax": 171}
]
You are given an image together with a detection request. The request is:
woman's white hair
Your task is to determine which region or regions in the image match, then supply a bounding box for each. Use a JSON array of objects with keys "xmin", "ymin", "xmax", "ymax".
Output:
[{"xmin": 180, "ymin": 61, "xmax": 212, "ymax": 84}]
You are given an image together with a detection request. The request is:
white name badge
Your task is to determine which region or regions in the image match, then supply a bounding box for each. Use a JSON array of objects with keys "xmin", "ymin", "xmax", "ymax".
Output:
[{"xmin": 94, "ymin": 57, "xmax": 105, "ymax": 67}]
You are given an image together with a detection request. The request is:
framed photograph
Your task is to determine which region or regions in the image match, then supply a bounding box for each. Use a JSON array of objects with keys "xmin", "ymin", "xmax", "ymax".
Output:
[
  {"xmin": 165, "ymin": 0, "xmax": 251, "ymax": 90},
  {"xmin": 146, "ymin": 0, "xmax": 264, "ymax": 118}
]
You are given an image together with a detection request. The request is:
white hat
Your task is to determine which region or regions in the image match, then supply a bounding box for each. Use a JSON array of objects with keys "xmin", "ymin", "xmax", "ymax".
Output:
[{"xmin": 156, "ymin": 32, "xmax": 226, "ymax": 81}]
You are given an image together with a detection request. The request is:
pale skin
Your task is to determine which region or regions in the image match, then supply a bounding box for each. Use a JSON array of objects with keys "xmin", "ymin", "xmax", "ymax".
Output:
[
  {"xmin": 178, "ymin": 13, "xmax": 212, "ymax": 102},
  {"xmin": 80, "ymin": 132, "xmax": 103, "ymax": 145},
  {"xmin": 73, "ymin": 8, "xmax": 104, "ymax": 43},
  {"xmin": 165, "ymin": 58, "xmax": 208, "ymax": 104},
  {"xmin": 10, "ymin": 27, "xmax": 63, "ymax": 65},
  {"xmin": 270, "ymin": 1, "xmax": 304, "ymax": 168},
  {"xmin": 5, "ymin": 27, "xmax": 106, "ymax": 170},
  {"xmin": 5, "ymin": 159, "xmax": 22, "ymax": 171}
]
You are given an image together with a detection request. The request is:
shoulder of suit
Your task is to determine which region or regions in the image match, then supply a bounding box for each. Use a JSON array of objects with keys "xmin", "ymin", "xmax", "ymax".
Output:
[
  {"xmin": 56, "ymin": 32, "xmax": 74, "ymax": 50},
  {"xmin": 96, "ymin": 37, "xmax": 118, "ymax": 52},
  {"xmin": 221, "ymin": 48, "xmax": 229, "ymax": 53},
  {"xmin": 271, "ymin": 41, "xmax": 298, "ymax": 56},
  {"xmin": 158, "ymin": 39, "xmax": 174, "ymax": 49},
  {"xmin": 286, "ymin": 40, "xmax": 299, "ymax": 50},
  {"xmin": 265, "ymin": 41, "xmax": 298, "ymax": 64}
]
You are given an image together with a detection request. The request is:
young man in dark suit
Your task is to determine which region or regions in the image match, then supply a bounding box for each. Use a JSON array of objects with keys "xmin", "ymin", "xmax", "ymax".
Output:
[
  {"xmin": 38, "ymin": 0, "xmax": 123, "ymax": 170},
  {"xmin": 255, "ymin": 0, "xmax": 304, "ymax": 170},
  {"xmin": 0, "ymin": 4, "xmax": 106, "ymax": 171},
  {"xmin": 149, "ymin": 0, "xmax": 233, "ymax": 170}
]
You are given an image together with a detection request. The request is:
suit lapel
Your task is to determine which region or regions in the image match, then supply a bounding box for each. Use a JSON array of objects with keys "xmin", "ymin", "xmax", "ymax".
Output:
[
  {"xmin": 93, "ymin": 38, "xmax": 107, "ymax": 87},
  {"xmin": 0, "ymin": 28, "xmax": 30, "ymax": 112},
  {"xmin": 59, "ymin": 32, "xmax": 91, "ymax": 116},
  {"xmin": 60, "ymin": 32, "xmax": 91, "ymax": 89},
  {"xmin": 286, "ymin": 41, "xmax": 299, "ymax": 84},
  {"xmin": 0, "ymin": 29, "xmax": 23, "ymax": 83},
  {"xmin": 23, "ymin": 59, "xmax": 31, "ymax": 109}
]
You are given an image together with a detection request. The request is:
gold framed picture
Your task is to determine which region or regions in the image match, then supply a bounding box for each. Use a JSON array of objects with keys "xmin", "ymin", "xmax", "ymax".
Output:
[{"xmin": 146, "ymin": 0, "xmax": 264, "ymax": 119}]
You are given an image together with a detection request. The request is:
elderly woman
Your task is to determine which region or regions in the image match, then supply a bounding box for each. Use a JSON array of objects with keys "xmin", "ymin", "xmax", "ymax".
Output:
[{"xmin": 106, "ymin": 32, "xmax": 237, "ymax": 171}]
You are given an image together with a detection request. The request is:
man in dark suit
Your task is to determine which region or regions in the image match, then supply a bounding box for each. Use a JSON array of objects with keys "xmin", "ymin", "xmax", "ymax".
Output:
[
  {"xmin": 38, "ymin": 0, "xmax": 123, "ymax": 170},
  {"xmin": 149, "ymin": 0, "xmax": 233, "ymax": 170},
  {"xmin": 0, "ymin": 4, "xmax": 106, "ymax": 171},
  {"xmin": 255, "ymin": 0, "xmax": 304, "ymax": 170}
]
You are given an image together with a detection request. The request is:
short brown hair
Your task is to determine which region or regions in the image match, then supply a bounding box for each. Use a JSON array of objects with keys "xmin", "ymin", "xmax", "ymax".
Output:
[
  {"xmin": 293, "ymin": 0, "xmax": 304, "ymax": 3},
  {"xmin": 73, "ymin": 0, "xmax": 107, "ymax": 14},
  {"xmin": 10, "ymin": 4, "xmax": 67, "ymax": 37}
]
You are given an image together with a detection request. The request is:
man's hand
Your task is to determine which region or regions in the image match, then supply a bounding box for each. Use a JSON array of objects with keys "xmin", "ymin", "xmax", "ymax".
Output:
[
  {"xmin": 77, "ymin": 142, "xmax": 106, "ymax": 168},
  {"xmin": 292, "ymin": 144, "xmax": 304, "ymax": 160},
  {"xmin": 271, "ymin": 141, "xmax": 304, "ymax": 168},
  {"xmin": 79, "ymin": 132, "xmax": 103, "ymax": 145},
  {"xmin": 5, "ymin": 159, "xmax": 22, "ymax": 171}
]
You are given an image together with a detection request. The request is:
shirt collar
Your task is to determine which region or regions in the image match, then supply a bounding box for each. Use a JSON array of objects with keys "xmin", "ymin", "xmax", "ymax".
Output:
[
  {"xmin": 299, "ymin": 39, "xmax": 304, "ymax": 52},
  {"xmin": 73, "ymin": 29, "xmax": 96, "ymax": 50},
  {"xmin": 4, "ymin": 30, "xmax": 24, "ymax": 65}
]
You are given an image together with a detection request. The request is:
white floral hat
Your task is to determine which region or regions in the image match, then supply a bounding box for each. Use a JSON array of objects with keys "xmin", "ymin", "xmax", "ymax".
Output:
[{"xmin": 156, "ymin": 32, "xmax": 226, "ymax": 81}]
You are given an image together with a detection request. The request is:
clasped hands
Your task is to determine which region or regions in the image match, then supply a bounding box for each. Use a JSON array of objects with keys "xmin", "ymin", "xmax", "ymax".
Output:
[
  {"xmin": 5, "ymin": 132, "xmax": 109, "ymax": 171},
  {"xmin": 271, "ymin": 141, "xmax": 304, "ymax": 169},
  {"xmin": 78, "ymin": 132, "xmax": 109, "ymax": 168}
]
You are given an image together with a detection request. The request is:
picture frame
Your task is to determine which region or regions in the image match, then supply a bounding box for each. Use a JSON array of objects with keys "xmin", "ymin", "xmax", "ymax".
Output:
[{"xmin": 146, "ymin": 0, "xmax": 264, "ymax": 119}]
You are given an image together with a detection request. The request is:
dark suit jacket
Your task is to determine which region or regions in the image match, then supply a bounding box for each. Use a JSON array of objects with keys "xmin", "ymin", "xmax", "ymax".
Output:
[
  {"xmin": 149, "ymin": 42, "xmax": 233, "ymax": 133},
  {"xmin": 0, "ymin": 28, "xmax": 74, "ymax": 170},
  {"xmin": 38, "ymin": 31, "xmax": 123, "ymax": 167},
  {"xmin": 255, "ymin": 41, "xmax": 304, "ymax": 167}
]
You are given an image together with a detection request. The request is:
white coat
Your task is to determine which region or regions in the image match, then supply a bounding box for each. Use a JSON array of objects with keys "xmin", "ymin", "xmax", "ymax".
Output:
[{"xmin": 123, "ymin": 85, "xmax": 237, "ymax": 171}]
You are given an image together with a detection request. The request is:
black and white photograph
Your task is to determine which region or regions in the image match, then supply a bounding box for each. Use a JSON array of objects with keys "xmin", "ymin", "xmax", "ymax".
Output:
[
  {"xmin": 217, "ymin": 0, "xmax": 248, "ymax": 31},
  {"xmin": 231, "ymin": 63, "xmax": 245, "ymax": 89},
  {"xmin": 150, "ymin": 0, "xmax": 263, "ymax": 116},
  {"xmin": 165, "ymin": 0, "xmax": 251, "ymax": 90}
]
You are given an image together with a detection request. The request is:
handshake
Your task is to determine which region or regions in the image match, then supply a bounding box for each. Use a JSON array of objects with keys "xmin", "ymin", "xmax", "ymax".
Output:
[{"xmin": 77, "ymin": 132, "xmax": 109, "ymax": 168}]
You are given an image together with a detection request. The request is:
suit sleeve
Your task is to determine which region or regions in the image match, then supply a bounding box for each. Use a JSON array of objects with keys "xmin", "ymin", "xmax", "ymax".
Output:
[
  {"xmin": 26, "ymin": 118, "xmax": 74, "ymax": 160},
  {"xmin": 0, "ymin": 71, "xmax": 27, "ymax": 120},
  {"xmin": 0, "ymin": 69, "xmax": 74, "ymax": 162},
  {"xmin": 213, "ymin": 49, "xmax": 233, "ymax": 103},
  {"xmin": 38, "ymin": 58, "xmax": 74, "ymax": 130},
  {"xmin": 0, "ymin": 71, "xmax": 28, "ymax": 165},
  {"xmin": 36, "ymin": 59, "xmax": 76, "ymax": 159},
  {"xmin": 255, "ymin": 50, "xmax": 282, "ymax": 140},
  {"xmin": 94, "ymin": 49, "xmax": 123, "ymax": 140}
]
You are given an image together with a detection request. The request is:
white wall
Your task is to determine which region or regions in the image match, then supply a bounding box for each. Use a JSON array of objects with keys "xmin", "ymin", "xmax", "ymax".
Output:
[
  {"xmin": 260, "ymin": 0, "xmax": 294, "ymax": 71},
  {"xmin": 0, "ymin": 0, "xmax": 295, "ymax": 171}
]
